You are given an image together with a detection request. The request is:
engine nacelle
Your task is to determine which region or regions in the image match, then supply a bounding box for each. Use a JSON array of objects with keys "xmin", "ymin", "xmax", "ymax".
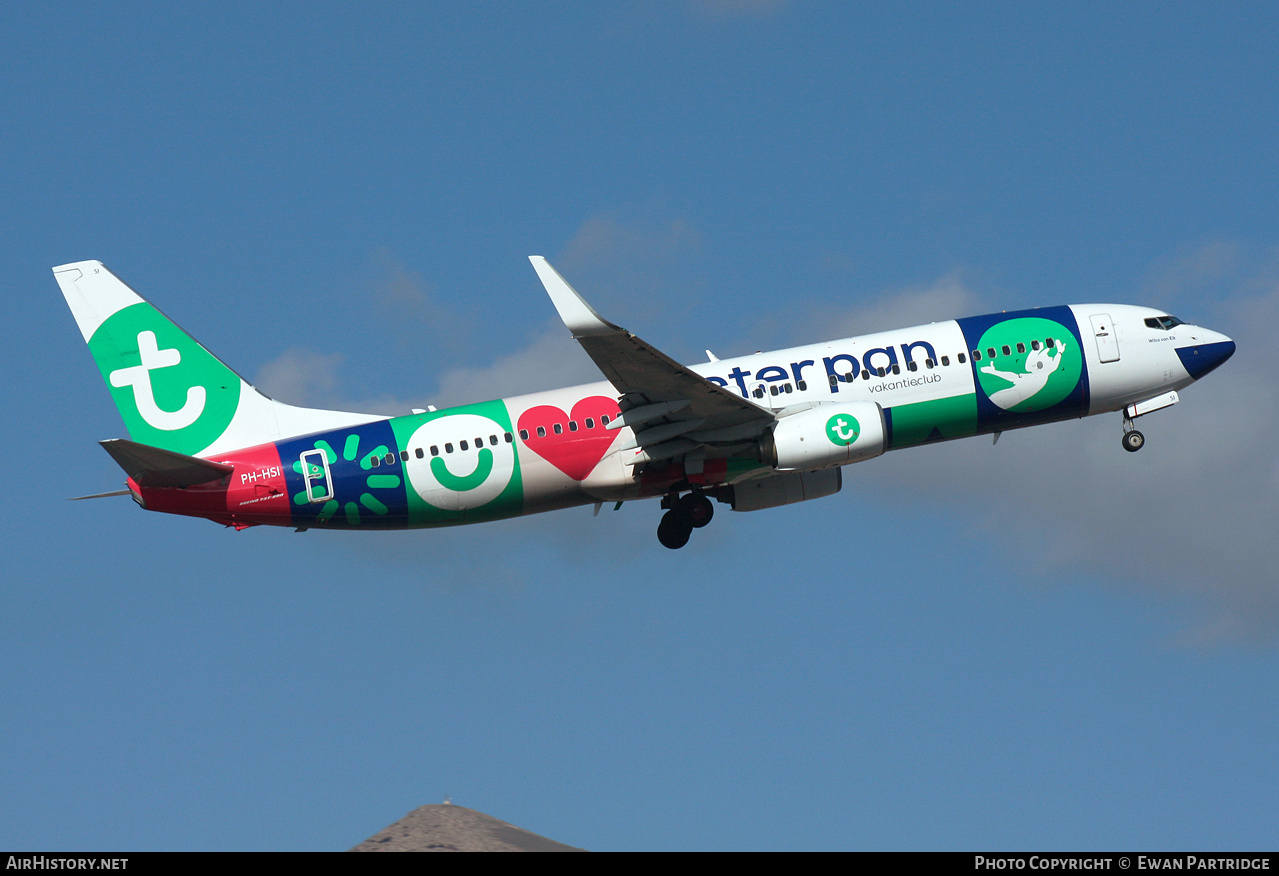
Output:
[
  {"xmin": 726, "ymin": 468, "xmax": 842, "ymax": 512},
  {"xmin": 759, "ymin": 402, "xmax": 886, "ymax": 471}
]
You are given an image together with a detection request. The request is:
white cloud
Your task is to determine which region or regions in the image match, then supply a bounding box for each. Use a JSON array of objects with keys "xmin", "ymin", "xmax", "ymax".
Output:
[
  {"xmin": 253, "ymin": 322, "xmax": 605, "ymax": 415},
  {"xmin": 794, "ymin": 272, "xmax": 982, "ymax": 343},
  {"xmin": 368, "ymin": 249, "xmax": 473, "ymax": 357},
  {"xmin": 430, "ymin": 322, "xmax": 604, "ymax": 408},
  {"xmin": 1140, "ymin": 240, "xmax": 1243, "ymax": 306},
  {"xmin": 555, "ymin": 209, "xmax": 706, "ymax": 327},
  {"xmin": 561, "ymin": 213, "xmax": 703, "ymax": 275},
  {"xmin": 253, "ymin": 348, "xmax": 410, "ymax": 416},
  {"xmin": 253, "ymin": 348, "xmax": 347, "ymax": 408}
]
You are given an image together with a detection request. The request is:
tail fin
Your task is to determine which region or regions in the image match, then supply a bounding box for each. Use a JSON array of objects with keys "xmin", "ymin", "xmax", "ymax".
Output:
[{"xmin": 53, "ymin": 261, "xmax": 379, "ymax": 457}]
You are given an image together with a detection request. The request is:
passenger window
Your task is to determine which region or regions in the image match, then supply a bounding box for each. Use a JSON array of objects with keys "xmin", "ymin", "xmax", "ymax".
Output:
[
  {"xmin": 445, "ymin": 443, "xmax": 453, "ymax": 453},
  {"xmin": 1001, "ymin": 345, "xmax": 1011, "ymax": 356},
  {"xmin": 601, "ymin": 415, "xmax": 611, "ymax": 426},
  {"xmin": 829, "ymin": 375, "xmax": 839, "ymax": 387},
  {"xmin": 460, "ymin": 440, "xmax": 469, "ymax": 451},
  {"xmin": 1031, "ymin": 340, "xmax": 1041, "ymax": 351},
  {"xmin": 754, "ymin": 387, "xmax": 765, "ymax": 398},
  {"xmin": 537, "ymin": 426, "xmax": 546, "ymax": 438},
  {"xmin": 877, "ymin": 367, "xmax": 886, "ymax": 377},
  {"xmin": 1046, "ymin": 338, "xmax": 1055, "ymax": 348},
  {"xmin": 519, "ymin": 429, "xmax": 530, "ymax": 440},
  {"xmin": 907, "ymin": 362, "xmax": 918, "ymax": 372},
  {"xmin": 783, "ymin": 384, "xmax": 793, "ymax": 393},
  {"xmin": 769, "ymin": 385, "xmax": 779, "ymax": 396},
  {"xmin": 957, "ymin": 353, "xmax": 965, "ymax": 364},
  {"xmin": 400, "ymin": 451, "xmax": 409, "ymax": 462},
  {"xmin": 370, "ymin": 455, "xmax": 380, "ymax": 467},
  {"xmin": 504, "ymin": 432, "xmax": 513, "ymax": 443},
  {"xmin": 553, "ymin": 423, "xmax": 563, "ymax": 434},
  {"xmin": 569, "ymin": 421, "xmax": 578, "ymax": 432},
  {"xmin": 585, "ymin": 418, "xmax": 595, "ymax": 429},
  {"xmin": 891, "ymin": 364, "xmax": 900, "ymax": 375},
  {"xmin": 385, "ymin": 453, "xmax": 396, "ymax": 465},
  {"xmin": 987, "ymin": 347, "xmax": 996, "ymax": 359},
  {"xmin": 797, "ymin": 380, "xmax": 807, "ymax": 391},
  {"xmin": 1016, "ymin": 343, "xmax": 1026, "ymax": 354},
  {"xmin": 942, "ymin": 355, "xmax": 951, "ymax": 366},
  {"xmin": 862, "ymin": 370, "xmax": 870, "ymax": 380}
]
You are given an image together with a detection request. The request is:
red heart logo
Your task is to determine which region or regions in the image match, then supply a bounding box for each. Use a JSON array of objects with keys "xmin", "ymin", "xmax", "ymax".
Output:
[{"xmin": 518, "ymin": 395, "xmax": 622, "ymax": 481}]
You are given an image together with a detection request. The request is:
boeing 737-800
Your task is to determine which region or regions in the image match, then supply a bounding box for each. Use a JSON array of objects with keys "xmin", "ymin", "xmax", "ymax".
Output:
[{"xmin": 55, "ymin": 257, "xmax": 1235, "ymax": 548}]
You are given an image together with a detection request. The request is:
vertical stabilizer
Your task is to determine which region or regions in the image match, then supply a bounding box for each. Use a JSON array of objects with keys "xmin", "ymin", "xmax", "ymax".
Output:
[{"xmin": 53, "ymin": 261, "xmax": 380, "ymax": 457}]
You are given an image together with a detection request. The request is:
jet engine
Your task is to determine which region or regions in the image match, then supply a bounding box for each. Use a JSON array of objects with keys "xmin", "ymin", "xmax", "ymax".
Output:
[{"xmin": 759, "ymin": 402, "xmax": 886, "ymax": 471}]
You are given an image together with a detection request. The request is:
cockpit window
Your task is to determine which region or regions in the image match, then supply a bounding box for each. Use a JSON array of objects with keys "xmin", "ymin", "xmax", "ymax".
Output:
[{"xmin": 1145, "ymin": 315, "xmax": 1185, "ymax": 330}]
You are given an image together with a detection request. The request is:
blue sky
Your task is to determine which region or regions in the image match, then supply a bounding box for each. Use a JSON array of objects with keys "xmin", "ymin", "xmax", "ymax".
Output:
[{"xmin": 3, "ymin": 2, "xmax": 1278, "ymax": 851}]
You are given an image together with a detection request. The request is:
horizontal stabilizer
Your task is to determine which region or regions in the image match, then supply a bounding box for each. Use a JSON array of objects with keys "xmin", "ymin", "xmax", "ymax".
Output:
[{"xmin": 100, "ymin": 438, "xmax": 234, "ymax": 488}]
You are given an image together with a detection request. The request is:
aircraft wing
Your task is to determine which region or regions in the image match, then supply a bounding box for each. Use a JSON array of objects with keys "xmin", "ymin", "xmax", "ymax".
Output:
[{"xmin": 530, "ymin": 257, "xmax": 774, "ymax": 467}]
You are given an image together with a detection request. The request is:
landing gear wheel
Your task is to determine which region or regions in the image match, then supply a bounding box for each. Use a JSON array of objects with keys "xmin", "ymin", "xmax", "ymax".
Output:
[
  {"xmin": 1122, "ymin": 430, "xmax": 1145, "ymax": 452},
  {"xmin": 678, "ymin": 492, "xmax": 715, "ymax": 528},
  {"xmin": 657, "ymin": 510, "xmax": 692, "ymax": 549}
]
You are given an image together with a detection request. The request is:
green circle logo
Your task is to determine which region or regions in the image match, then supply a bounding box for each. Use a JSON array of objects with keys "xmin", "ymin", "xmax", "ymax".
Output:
[
  {"xmin": 826, "ymin": 413, "xmax": 860, "ymax": 446},
  {"xmin": 975, "ymin": 317, "xmax": 1081, "ymax": 413},
  {"xmin": 405, "ymin": 413, "xmax": 517, "ymax": 510}
]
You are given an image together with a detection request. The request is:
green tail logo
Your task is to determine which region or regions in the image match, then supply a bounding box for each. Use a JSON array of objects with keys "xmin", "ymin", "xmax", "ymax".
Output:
[
  {"xmin": 107, "ymin": 329, "xmax": 207, "ymax": 429},
  {"xmin": 88, "ymin": 303, "xmax": 242, "ymax": 455}
]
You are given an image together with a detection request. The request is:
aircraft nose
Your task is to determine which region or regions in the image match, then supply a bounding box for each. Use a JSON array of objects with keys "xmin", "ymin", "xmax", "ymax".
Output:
[{"xmin": 1176, "ymin": 329, "xmax": 1235, "ymax": 380}]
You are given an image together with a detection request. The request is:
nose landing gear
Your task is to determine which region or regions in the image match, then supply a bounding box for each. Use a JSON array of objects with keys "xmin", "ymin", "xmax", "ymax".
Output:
[
  {"xmin": 1122, "ymin": 413, "xmax": 1144, "ymax": 452},
  {"xmin": 1119, "ymin": 392, "xmax": 1180, "ymax": 453},
  {"xmin": 656, "ymin": 489, "xmax": 716, "ymax": 549}
]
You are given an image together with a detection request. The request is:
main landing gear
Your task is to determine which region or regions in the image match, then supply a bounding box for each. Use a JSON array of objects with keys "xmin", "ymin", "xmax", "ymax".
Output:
[
  {"xmin": 657, "ymin": 489, "xmax": 715, "ymax": 550},
  {"xmin": 1121, "ymin": 413, "xmax": 1144, "ymax": 453}
]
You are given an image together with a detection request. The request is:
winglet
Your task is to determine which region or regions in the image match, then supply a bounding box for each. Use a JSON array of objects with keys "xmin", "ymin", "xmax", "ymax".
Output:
[{"xmin": 528, "ymin": 256, "xmax": 621, "ymax": 338}]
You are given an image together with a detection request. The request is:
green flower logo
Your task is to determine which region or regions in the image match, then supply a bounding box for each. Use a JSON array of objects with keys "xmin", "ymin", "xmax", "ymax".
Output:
[{"xmin": 292, "ymin": 432, "xmax": 401, "ymax": 526}]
